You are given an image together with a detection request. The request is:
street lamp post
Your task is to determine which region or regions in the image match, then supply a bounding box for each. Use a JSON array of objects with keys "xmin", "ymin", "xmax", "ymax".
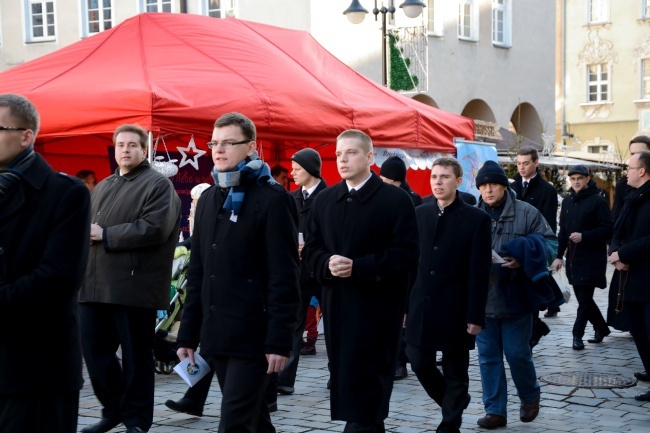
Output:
[{"xmin": 343, "ymin": 0, "xmax": 426, "ymax": 87}]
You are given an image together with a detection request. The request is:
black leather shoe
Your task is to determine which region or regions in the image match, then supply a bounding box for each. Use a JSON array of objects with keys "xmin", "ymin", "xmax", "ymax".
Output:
[
  {"xmin": 634, "ymin": 371, "xmax": 650, "ymax": 382},
  {"xmin": 394, "ymin": 366, "xmax": 408, "ymax": 380},
  {"xmin": 544, "ymin": 307, "xmax": 559, "ymax": 318},
  {"xmin": 165, "ymin": 398, "xmax": 203, "ymax": 417},
  {"xmin": 268, "ymin": 401, "xmax": 278, "ymax": 413},
  {"xmin": 81, "ymin": 418, "xmax": 121, "ymax": 433},
  {"xmin": 634, "ymin": 390, "xmax": 650, "ymax": 401},
  {"xmin": 588, "ymin": 328, "xmax": 611, "ymax": 343},
  {"xmin": 520, "ymin": 399, "xmax": 539, "ymax": 422},
  {"xmin": 572, "ymin": 336, "xmax": 585, "ymax": 350},
  {"xmin": 277, "ymin": 385, "xmax": 295, "ymax": 395},
  {"xmin": 477, "ymin": 414, "xmax": 506, "ymax": 429}
]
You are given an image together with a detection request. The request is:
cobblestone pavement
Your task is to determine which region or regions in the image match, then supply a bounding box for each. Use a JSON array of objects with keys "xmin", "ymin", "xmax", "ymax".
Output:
[{"xmin": 78, "ymin": 266, "xmax": 650, "ymax": 432}]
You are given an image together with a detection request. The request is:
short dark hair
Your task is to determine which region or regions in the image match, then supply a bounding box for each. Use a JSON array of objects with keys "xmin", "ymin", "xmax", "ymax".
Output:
[
  {"xmin": 630, "ymin": 135, "xmax": 650, "ymax": 150},
  {"xmin": 636, "ymin": 150, "xmax": 650, "ymax": 172},
  {"xmin": 76, "ymin": 170, "xmax": 95, "ymax": 180},
  {"xmin": 517, "ymin": 146, "xmax": 539, "ymax": 161},
  {"xmin": 432, "ymin": 157, "xmax": 463, "ymax": 178},
  {"xmin": 271, "ymin": 165, "xmax": 288, "ymax": 177},
  {"xmin": 0, "ymin": 93, "xmax": 40, "ymax": 134},
  {"xmin": 214, "ymin": 112, "xmax": 256, "ymax": 142},
  {"xmin": 113, "ymin": 124, "xmax": 148, "ymax": 149}
]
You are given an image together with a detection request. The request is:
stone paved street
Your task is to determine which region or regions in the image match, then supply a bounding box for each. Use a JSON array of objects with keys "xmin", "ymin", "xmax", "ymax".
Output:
[{"xmin": 78, "ymin": 266, "xmax": 650, "ymax": 432}]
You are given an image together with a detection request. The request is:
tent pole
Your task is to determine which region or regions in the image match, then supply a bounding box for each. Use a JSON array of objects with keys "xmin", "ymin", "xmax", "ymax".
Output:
[{"xmin": 148, "ymin": 131, "xmax": 153, "ymax": 163}]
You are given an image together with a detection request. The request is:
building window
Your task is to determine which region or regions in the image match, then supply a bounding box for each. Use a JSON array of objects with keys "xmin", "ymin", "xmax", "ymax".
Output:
[
  {"xmin": 642, "ymin": 59, "xmax": 650, "ymax": 99},
  {"xmin": 457, "ymin": 0, "xmax": 478, "ymax": 41},
  {"xmin": 25, "ymin": 0, "xmax": 56, "ymax": 41},
  {"xmin": 204, "ymin": 0, "xmax": 237, "ymax": 18},
  {"xmin": 492, "ymin": 0, "xmax": 511, "ymax": 46},
  {"xmin": 427, "ymin": 0, "xmax": 443, "ymax": 37},
  {"xmin": 644, "ymin": 0, "xmax": 650, "ymax": 19},
  {"xmin": 81, "ymin": 0, "xmax": 112, "ymax": 37},
  {"xmin": 588, "ymin": 0, "xmax": 609, "ymax": 24},
  {"xmin": 141, "ymin": 0, "xmax": 171, "ymax": 13},
  {"xmin": 587, "ymin": 64, "xmax": 609, "ymax": 102}
]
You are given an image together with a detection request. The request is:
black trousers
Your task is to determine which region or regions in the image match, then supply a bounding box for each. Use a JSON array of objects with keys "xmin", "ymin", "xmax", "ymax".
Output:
[
  {"xmin": 627, "ymin": 301, "xmax": 650, "ymax": 373},
  {"xmin": 406, "ymin": 345, "xmax": 470, "ymax": 433},
  {"xmin": 80, "ymin": 303, "xmax": 156, "ymax": 431},
  {"xmin": 572, "ymin": 285, "xmax": 608, "ymax": 338},
  {"xmin": 395, "ymin": 328, "xmax": 408, "ymax": 368},
  {"xmin": 210, "ymin": 355, "xmax": 275, "ymax": 433},
  {"xmin": 343, "ymin": 421, "xmax": 386, "ymax": 432},
  {"xmin": 0, "ymin": 390, "xmax": 78, "ymax": 433}
]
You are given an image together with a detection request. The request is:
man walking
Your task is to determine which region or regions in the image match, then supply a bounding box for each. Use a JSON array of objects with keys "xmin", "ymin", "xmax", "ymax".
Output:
[
  {"xmin": 176, "ymin": 112, "xmax": 299, "ymax": 432},
  {"xmin": 608, "ymin": 150, "xmax": 650, "ymax": 401},
  {"xmin": 79, "ymin": 124, "xmax": 181, "ymax": 433},
  {"xmin": 302, "ymin": 129, "xmax": 419, "ymax": 432},
  {"xmin": 405, "ymin": 157, "xmax": 491, "ymax": 433},
  {"xmin": 0, "ymin": 94, "xmax": 90, "ymax": 433},
  {"xmin": 552, "ymin": 165, "xmax": 613, "ymax": 350}
]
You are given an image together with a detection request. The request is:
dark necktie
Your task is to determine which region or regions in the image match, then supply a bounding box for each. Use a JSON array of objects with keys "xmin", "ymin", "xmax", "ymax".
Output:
[
  {"xmin": 303, "ymin": 190, "xmax": 309, "ymax": 200},
  {"xmin": 522, "ymin": 181, "xmax": 529, "ymax": 197}
]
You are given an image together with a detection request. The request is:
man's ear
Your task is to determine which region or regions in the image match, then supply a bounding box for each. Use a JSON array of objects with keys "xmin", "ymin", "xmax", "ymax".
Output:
[{"xmin": 21, "ymin": 129, "xmax": 36, "ymax": 149}]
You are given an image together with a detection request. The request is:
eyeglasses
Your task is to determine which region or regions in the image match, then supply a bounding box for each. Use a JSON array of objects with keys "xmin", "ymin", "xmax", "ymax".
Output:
[
  {"xmin": 207, "ymin": 139, "xmax": 251, "ymax": 149},
  {"xmin": 0, "ymin": 126, "xmax": 27, "ymax": 131},
  {"xmin": 628, "ymin": 166, "xmax": 643, "ymax": 170}
]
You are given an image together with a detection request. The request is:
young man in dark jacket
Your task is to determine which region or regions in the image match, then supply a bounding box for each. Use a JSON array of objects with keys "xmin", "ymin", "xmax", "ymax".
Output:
[
  {"xmin": 176, "ymin": 112, "xmax": 299, "ymax": 433},
  {"xmin": 552, "ymin": 165, "xmax": 613, "ymax": 350}
]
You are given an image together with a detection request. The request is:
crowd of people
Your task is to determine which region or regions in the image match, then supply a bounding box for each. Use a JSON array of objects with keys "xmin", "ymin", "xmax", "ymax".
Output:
[{"xmin": 1, "ymin": 92, "xmax": 649, "ymax": 433}]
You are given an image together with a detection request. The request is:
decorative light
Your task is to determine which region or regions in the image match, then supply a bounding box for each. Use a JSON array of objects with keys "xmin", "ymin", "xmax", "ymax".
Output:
[
  {"xmin": 343, "ymin": 0, "xmax": 369, "ymax": 24},
  {"xmin": 399, "ymin": 0, "xmax": 426, "ymax": 19}
]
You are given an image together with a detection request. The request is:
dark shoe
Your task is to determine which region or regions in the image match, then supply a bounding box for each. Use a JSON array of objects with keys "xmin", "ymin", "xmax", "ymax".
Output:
[
  {"xmin": 394, "ymin": 366, "xmax": 408, "ymax": 380},
  {"xmin": 634, "ymin": 390, "xmax": 650, "ymax": 401},
  {"xmin": 520, "ymin": 399, "xmax": 539, "ymax": 422},
  {"xmin": 477, "ymin": 414, "xmax": 506, "ymax": 429},
  {"xmin": 81, "ymin": 418, "xmax": 121, "ymax": 433},
  {"xmin": 634, "ymin": 371, "xmax": 650, "ymax": 382},
  {"xmin": 278, "ymin": 385, "xmax": 295, "ymax": 395},
  {"xmin": 165, "ymin": 398, "xmax": 204, "ymax": 417},
  {"xmin": 572, "ymin": 336, "xmax": 585, "ymax": 350},
  {"xmin": 588, "ymin": 328, "xmax": 611, "ymax": 344},
  {"xmin": 125, "ymin": 428, "xmax": 146, "ymax": 433},
  {"xmin": 300, "ymin": 336, "xmax": 317, "ymax": 355},
  {"xmin": 530, "ymin": 319, "xmax": 550, "ymax": 348},
  {"xmin": 268, "ymin": 401, "xmax": 278, "ymax": 413},
  {"xmin": 544, "ymin": 307, "xmax": 559, "ymax": 318}
]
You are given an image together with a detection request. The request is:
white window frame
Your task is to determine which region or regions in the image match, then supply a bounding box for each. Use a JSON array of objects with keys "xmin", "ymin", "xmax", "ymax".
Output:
[
  {"xmin": 642, "ymin": 58, "xmax": 650, "ymax": 100},
  {"xmin": 427, "ymin": 0, "xmax": 443, "ymax": 37},
  {"xmin": 588, "ymin": 0, "xmax": 610, "ymax": 24},
  {"xmin": 24, "ymin": 0, "xmax": 56, "ymax": 42},
  {"xmin": 202, "ymin": 0, "xmax": 238, "ymax": 18},
  {"xmin": 139, "ymin": 0, "xmax": 173, "ymax": 13},
  {"xmin": 587, "ymin": 63, "xmax": 610, "ymax": 103},
  {"xmin": 457, "ymin": 0, "xmax": 478, "ymax": 41},
  {"xmin": 492, "ymin": 0, "xmax": 511, "ymax": 47},
  {"xmin": 81, "ymin": 0, "xmax": 113, "ymax": 38},
  {"xmin": 643, "ymin": 0, "xmax": 650, "ymax": 19}
]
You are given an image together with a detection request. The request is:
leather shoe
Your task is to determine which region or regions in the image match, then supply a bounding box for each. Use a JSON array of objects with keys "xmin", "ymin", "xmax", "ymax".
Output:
[
  {"xmin": 634, "ymin": 371, "xmax": 650, "ymax": 382},
  {"xmin": 634, "ymin": 390, "xmax": 650, "ymax": 401},
  {"xmin": 588, "ymin": 328, "xmax": 611, "ymax": 344},
  {"xmin": 520, "ymin": 399, "xmax": 539, "ymax": 422},
  {"xmin": 164, "ymin": 398, "xmax": 203, "ymax": 417},
  {"xmin": 572, "ymin": 336, "xmax": 585, "ymax": 350},
  {"xmin": 394, "ymin": 366, "xmax": 408, "ymax": 380},
  {"xmin": 544, "ymin": 307, "xmax": 559, "ymax": 318},
  {"xmin": 277, "ymin": 385, "xmax": 295, "ymax": 395},
  {"xmin": 477, "ymin": 414, "xmax": 506, "ymax": 429},
  {"xmin": 81, "ymin": 418, "xmax": 121, "ymax": 433}
]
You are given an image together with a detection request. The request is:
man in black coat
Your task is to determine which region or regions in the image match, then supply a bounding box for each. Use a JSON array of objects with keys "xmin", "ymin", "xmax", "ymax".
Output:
[
  {"xmin": 176, "ymin": 112, "xmax": 300, "ymax": 433},
  {"xmin": 405, "ymin": 157, "xmax": 491, "ymax": 433},
  {"xmin": 0, "ymin": 94, "xmax": 90, "ymax": 433},
  {"xmin": 302, "ymin": 129, "xmax": 419, "ymax": 433},
  {"xmin": 552, "ymin": 165, "xmax": 613, "ymax": 351},
  {"xmin": 277, "ymin": 147, "xmax": 327, "ymax": 395},
  {"xmin": 608, "ymin": 150, "xmax": 650, "ymax": 401}
]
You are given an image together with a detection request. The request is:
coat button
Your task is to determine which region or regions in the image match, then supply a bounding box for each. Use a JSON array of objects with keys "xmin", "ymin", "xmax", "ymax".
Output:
[
  {"xmin": 429, "ymin": 270, "xmax": 435, "ymax": 276},
  {"xmin": 210, "ymin": 306, "xmax": 215, "ymax": 311},
  {"xmin": 433, "ymin": 246, "xmax": 439, "ymax": 251},
  {"xmin": 347, "ymin": 197, "xmax": 353, "ymax": 203},
  {"xmin": 212, "ymin": 244, "xmax": 217, "ymax": 249},
  {"xmin": 210, "ymin": 275, "xmax": 216, "ymax": 281},
  {"xmin": 217, "ymin": 214, "xmax": 223, "ymax": 220},
  {"xmin": 375, "ymin": 275, "xmax": 381, "ymax": 281}
]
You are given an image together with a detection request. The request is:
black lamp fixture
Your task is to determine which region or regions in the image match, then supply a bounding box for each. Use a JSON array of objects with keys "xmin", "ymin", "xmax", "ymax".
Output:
[{"xmin": 343, "ymin": 0, "xmax": 426, "ymax": 87}]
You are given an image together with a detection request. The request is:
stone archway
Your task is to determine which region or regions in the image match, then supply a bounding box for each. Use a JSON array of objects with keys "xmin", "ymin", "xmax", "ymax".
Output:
[
  {"xmin": 460, "ymin": 99, "xmax": 497, "ymax": 122},
  {"xmin": 412, "ymin": 93, "xmax": 439, "ymax": 108},
  {"xmin": 510, "ymin": 102, "xmax": 542, "ymax": 145}
]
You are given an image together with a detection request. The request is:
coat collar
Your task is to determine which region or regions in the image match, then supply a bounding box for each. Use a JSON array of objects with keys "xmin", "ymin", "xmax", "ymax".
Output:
[
  {"xmin": 0, "ymin": 154, "xmax": 50, "ymax": 222},
  {"xmin": 113, "ymin": 160, "xmax": 151, "ymax": 180},
  {"xmin": 334, "ymin": 171, "xmax": 382, "ymax": 202}
]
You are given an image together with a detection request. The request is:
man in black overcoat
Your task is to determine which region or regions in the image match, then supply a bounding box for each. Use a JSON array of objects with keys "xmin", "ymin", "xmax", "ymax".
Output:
[
  {"xmin": 405, "ymin": 157, "xmax": 491, "ymax": 433},
  {"xmin": 176, "ymin": 112, "xmax": 300, "ymax": 433},
  {"xmin": 302, "ymin": 129, "xmax": 419, "ymax": 433},
  {"xmin": 552, "ymin": 165, "xmax": 613, "ymax": 350},
  {"xmin": 0, "ymin": 94, "xmax": 90, "ymax": 433},
  {"xmin": 608, "ymin": 150, "xmax": 650, "ymax": 401}
]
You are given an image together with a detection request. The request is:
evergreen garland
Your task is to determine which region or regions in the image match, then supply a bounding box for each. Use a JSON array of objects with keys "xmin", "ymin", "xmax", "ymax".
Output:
[{"xmin": 388, "ymin": 34, "xmax": 418, "ymax": 91}]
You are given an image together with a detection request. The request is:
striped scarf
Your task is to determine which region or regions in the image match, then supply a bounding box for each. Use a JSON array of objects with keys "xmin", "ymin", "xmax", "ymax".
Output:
[
  {"xmin": 0, "ymin": 145, "xmax": 36, "ymax": 198},
  {"xmin": 211, "ymin": 151, "xmax": 272, "ymax": 217}
]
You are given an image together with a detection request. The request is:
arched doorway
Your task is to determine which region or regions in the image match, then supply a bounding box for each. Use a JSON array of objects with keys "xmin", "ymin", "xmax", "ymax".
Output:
[
  {"xmin": 412, "ymin": 93, "xmax": 439, "ymax": 108},
  {"xmin": 461, "ymin": 99, "xmax": 497, "ymax": 122},
  {"xmin": 510, "ymin": 103, "xmax": 542, "ymax": 145}
]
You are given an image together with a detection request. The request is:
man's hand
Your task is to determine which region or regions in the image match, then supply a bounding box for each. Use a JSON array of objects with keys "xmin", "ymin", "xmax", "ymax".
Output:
[
  {"xmin": 329, "ymin": 255, "xmax": 353, "ymax": 278},
  {"xmin": 501, "ymin": 257, "xmax": 520, "ymax": 269},
  {"xmin": 552, "ymin": 258, "xmax": 563, "ymax": 271},
  {"xmin": 266, "ymin": 354, "xmax": 288, "ymax": 373},
  {"xmin": 176, "ymin": 347, "xmax": 196, "ymax": 365},
  {"xmin": 608, "ymin": 251, "xmax": 630, "ymax": 271},
  {"xmin": 90, "ymin": 223, "xmax": 103, "ymax": 242},
  {"xmin": 467, "ymin": 323, "xmax": 482, "ymax": 335},
  {"xmin": 298, "ymin": 242, "xmax": 304, "ymax": 257},
  {"xmin": 569, "ymin": 232, "xmax": 583, "ymax": 243}
]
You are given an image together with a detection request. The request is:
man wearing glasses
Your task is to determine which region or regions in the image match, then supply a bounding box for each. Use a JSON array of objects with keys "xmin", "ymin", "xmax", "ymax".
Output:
[
  {"xmin": 0, "ymin": 94, "xmax": 90, "ymax": 433},
  {"xmin": 176, "ymin": 112, "xmax": 299, "ymax": 433}
]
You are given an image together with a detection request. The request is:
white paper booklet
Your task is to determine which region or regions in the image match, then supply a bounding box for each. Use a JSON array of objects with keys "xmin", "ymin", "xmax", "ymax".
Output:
[
  {"xmin": 173, "ymin": 352, "xmax": 211, "ymax": 387},
  {"xmin": 491, "ymin": 249, "xmax": 506, "ymax": 264}
]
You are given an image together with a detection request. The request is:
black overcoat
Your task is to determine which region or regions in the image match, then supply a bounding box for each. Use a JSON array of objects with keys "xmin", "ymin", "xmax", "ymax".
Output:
[
  {"xmin": 557, "ymin": 181, "xmax": 613, "ymax": 288},
  {"xmin": 405, "ymin": 195, "xmax": 492, "ymax": 351},
  {"xmin": 302, "ymin": 173, "xmax": 419, "ymax": 423},
  {"xmin": 0, "ymin": 154, "xmax": 90, "ymax": 396},
  {"xmin": 512, "ymin": 171, "xmax": 558, "ymax": 233},
  {"xmin": 177, "ymin": 180, "xmax": 300, "ymax": 358}
]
